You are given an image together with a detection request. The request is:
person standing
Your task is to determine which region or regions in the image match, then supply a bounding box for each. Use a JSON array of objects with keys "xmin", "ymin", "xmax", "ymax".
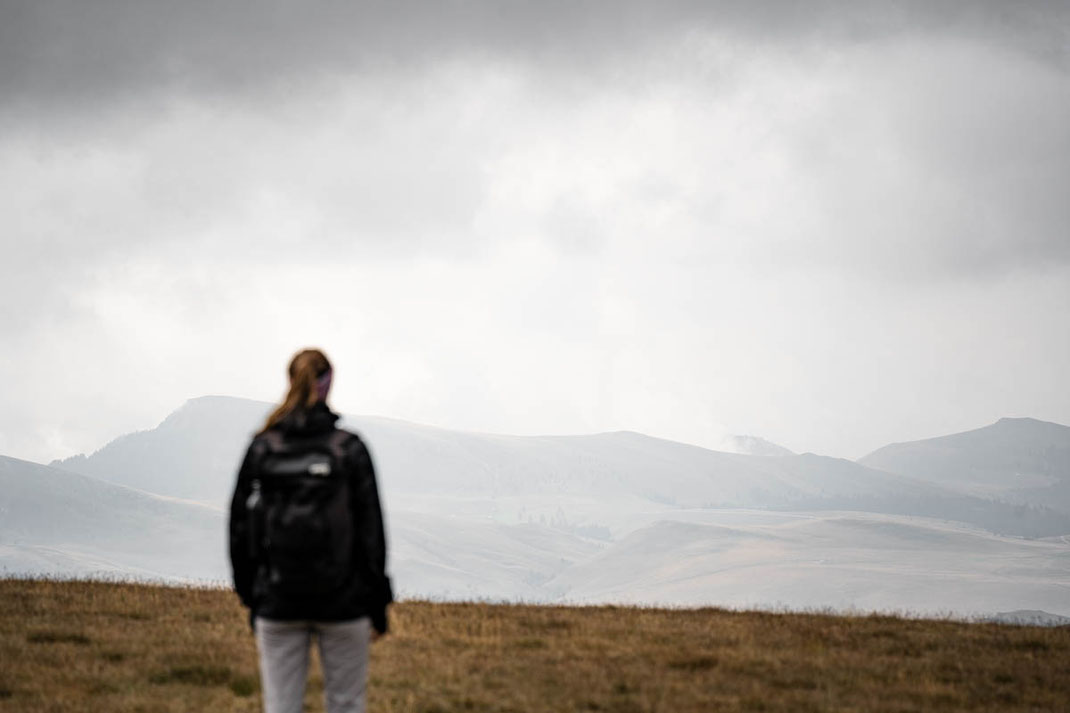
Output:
[{"xmin": 229, "ymin": 348, "xmax": 393, "ymax": 713}]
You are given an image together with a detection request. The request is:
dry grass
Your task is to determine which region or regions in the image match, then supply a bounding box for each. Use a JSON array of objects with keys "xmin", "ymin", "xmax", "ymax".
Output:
[{"xmin": 1, "ymin": 578, "xmax": 1068, "ymax": 712}]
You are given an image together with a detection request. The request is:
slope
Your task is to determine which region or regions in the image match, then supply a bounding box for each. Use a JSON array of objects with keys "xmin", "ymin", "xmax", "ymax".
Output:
[
  {"xmin": 860, "ymin": 417, "xmax": 1070, "ymax": 513},
  {"xmin": 0, "ymin": 454, "xmax": 226, "ymax": 581}
]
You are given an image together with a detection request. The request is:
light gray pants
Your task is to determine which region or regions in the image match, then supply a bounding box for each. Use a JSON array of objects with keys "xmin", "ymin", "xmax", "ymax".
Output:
[{"xmin": 254, "ymin": 616, "xmax": 371, "ymax": 713}]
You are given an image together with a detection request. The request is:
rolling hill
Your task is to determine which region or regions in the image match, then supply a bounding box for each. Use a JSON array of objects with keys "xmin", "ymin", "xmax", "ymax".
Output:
[
  {"xmin": 5, "ymin": 397, "xmax": 1067, "ymax": 618},
  {"xmin": 860, "ymin": 417, "xmax": 1070, "ymax": 513},
  {"xmin": 0, "ymin": 454, "xmax": 225, "ymax": 581}
]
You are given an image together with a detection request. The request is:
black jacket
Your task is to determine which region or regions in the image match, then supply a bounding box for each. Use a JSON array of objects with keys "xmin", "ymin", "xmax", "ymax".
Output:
[{"xmin": 228, "ymin": 402, "xmax": 393, "ymax": 633}]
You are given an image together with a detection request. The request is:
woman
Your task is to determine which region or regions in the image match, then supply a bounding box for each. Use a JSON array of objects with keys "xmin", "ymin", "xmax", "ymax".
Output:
[{"xmin": 229, "ymin": 348, "xmax": 393, "ymax": 713}]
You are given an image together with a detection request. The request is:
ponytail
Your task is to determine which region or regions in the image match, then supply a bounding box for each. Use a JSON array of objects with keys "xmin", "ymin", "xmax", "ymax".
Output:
[{"xmin": 259, "ymin": 348, "xmax": 332, "ymax": 435}]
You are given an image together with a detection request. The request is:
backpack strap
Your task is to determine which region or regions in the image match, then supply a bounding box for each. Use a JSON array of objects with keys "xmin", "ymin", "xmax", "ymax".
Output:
[
  {"xmin": 256, "ymin": 427, "xmax": 356, "ymax": 471},
  {"xmin": 259, "ymin": 429, "xmax": 286, "ymax": 454},
  {"xmin": 326, "ymin": 429, "xmax": 357, "ymax": 469}
]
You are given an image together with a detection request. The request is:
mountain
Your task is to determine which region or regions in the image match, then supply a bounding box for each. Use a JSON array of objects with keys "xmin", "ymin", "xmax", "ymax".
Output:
[
  {"xmin": 10, "ymin": 399, "xmax": 1070, "ymax": 617},
  {"xmin": 49, "ymin": 395, "xmax": 270, "ymax": 507},
  {"xmin": 0, "ymin": 454, "xmax": 225, "ymax": 581},
  {"xmin": 46, "ymin": 396, "xmax": 1069, "ymax": 537},
  {"xmin": 1, "ymin": 449, "xmax": 600, "ymax": 596},
  {"xmin": 48, "ymin": 396, "xmax": 1070, "ymax": 538},
  {"xmin": 8, "ymin": 448, "xmax": 1070, "ymax": 617},
  {"xmin": 860, "ymin": 417, "xmax": 1070, "ymax": 514}
]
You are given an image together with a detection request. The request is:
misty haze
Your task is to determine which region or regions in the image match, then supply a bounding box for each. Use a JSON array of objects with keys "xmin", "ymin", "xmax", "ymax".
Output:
[{"xmin": 4, "ymin": 395, "xmax": 1068, "ymax": 622}]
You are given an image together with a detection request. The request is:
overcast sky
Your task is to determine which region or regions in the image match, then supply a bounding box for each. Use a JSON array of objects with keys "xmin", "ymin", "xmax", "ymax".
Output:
[{"xmin": 2, "ymin": 1, "xmax": 1069, "ymax": 464}]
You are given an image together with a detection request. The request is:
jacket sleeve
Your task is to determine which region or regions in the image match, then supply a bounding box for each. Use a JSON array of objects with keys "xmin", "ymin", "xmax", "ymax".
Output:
[
  {"xmin": 349, "ymin": 436, "xmax": 393, "ymax": 634},
  {"xmin": 228, "ymin": 438, "xmax": 259, "ymax": 610}
]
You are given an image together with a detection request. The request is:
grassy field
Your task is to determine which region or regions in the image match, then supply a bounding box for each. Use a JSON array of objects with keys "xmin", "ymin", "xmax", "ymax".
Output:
[{"xmin": 1, "ymin": 579, "xmax": 1068, "ymax": 712}]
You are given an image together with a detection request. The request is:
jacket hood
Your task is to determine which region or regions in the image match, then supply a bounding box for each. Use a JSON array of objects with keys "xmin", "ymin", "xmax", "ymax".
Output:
[{"xmin": 275, "ymin": 401, "xmax": 340, "ymax": 435}]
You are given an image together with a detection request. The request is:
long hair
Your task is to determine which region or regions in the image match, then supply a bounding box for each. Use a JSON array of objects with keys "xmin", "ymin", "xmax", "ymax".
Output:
[{"xmin": 258, "ymin": 348, "xmax": 332, "ymax": 435}]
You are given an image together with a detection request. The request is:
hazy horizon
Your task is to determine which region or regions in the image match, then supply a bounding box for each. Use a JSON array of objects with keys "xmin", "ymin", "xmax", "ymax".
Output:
[
  {"xmin": 7, "ymin": 392, "xmax": 1069, "ymax": 617},
  {"xmin": 34, "ymin": 391, "xmax": 1070, "ymax": 467}
]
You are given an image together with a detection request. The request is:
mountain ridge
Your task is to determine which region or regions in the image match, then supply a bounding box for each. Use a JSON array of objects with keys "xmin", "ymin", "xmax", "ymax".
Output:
[
  {"xmin": 859, "ymin": 416, "xmax": 1070, "ymax": 513},
  {"xmin": 39, "ymin": 395, "xmax": 1070, "ymax": 538},
  {"xmin": 7, "ymin": 399, "xmax": 1070, "ymax": 616}
]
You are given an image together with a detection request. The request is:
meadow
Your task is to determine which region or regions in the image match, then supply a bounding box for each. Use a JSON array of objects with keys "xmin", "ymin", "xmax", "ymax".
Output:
[{"xmin": 1, "ymin": 578, "xmax": 1067, "ymax": 712}]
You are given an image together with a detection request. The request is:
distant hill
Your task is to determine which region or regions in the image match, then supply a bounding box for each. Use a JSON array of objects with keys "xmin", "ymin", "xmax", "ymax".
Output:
[
  {"xmin": 2, "ymin": 448, "xmax": 600, "ymax": 596},
  {"xmin": 49, "ymin": 395, "xmax": 271, "ymax": 507},
  {"xmin": 546, "ymin": 514, "xmax": 1070, "ymax": 616},
  {"xmin": 0, "ymin": 454, "xmax": 225, "ymax": 580},
  {"xmin": 46, "ymin": 395, "xmax": 1069, "ymax": 537},
  {"xmin": 860, "ymin": 417, "xmax": 1070, "ymax": 514},
  {"xmin": 5, "ymin": 452, "xmax": 1069, "ymax": 614},
  {"xmin": 9, "ymin": 398, "xmax": 1070, "ymax": 614},
  {"xmin": 986, "ymin": 610, "xmax": 1070, "ymax": 627}
]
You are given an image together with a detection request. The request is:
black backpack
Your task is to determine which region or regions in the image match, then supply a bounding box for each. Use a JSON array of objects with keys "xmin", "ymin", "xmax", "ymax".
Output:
[{"xmin": 246, "ymin": 428, "xmax": 356, "ymax": 596}]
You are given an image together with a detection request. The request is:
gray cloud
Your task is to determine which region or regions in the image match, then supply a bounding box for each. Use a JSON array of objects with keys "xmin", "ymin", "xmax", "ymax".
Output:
[
  {"xmin": 3, "ymin": 16, "xmax": 1068, "ymax": 314},
  {"xmin": 2, "ymin": 0, "xmax": 1069, "ymax": 464},
  {"xmin": 2, "ymin": 1, "xmax": 1067, "ymax": 122}
]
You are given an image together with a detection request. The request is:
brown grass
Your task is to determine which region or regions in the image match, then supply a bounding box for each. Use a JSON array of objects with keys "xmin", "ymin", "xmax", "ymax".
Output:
[{"xmin": 1, "ymin": 578, "xmax": 1068, "ymax": 712}]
